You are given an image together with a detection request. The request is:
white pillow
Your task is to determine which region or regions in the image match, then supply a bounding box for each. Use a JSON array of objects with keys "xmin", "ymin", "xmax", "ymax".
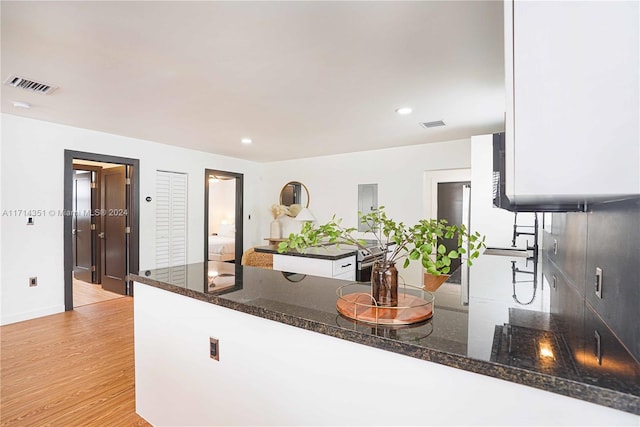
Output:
[{"xmin": 218, "ymin": 223, "xmax": 235, "ymax": 237}]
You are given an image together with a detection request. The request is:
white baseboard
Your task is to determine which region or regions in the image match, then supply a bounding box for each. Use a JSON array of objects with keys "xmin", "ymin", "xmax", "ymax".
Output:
[{"xmin": 1, "ymin": 305, "xmax": 65, "ymax": 326}]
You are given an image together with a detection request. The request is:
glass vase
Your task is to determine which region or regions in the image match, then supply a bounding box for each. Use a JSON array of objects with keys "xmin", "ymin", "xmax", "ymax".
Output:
[{"xmin": 371, "ymin": 260, "xmax": 398, "ymax": 307}]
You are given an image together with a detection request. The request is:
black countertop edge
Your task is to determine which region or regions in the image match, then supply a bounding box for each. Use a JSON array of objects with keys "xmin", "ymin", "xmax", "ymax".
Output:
[
  {"xmin": 132, "ymin": 274, "xmax": 639, "ymax": 415},
  {"xmin": 254, "ymin": 245, "xmax": 357, "ymax": 261}
]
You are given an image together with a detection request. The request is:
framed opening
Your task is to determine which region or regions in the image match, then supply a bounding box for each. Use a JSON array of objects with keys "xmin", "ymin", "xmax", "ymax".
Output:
[
  {"xmin": 63, "ymin": 150, "xmax": 140, "ymax": 311},
  {"xmin": 204, "ymin": 169, "xmax": 244, "ymax": 266}
]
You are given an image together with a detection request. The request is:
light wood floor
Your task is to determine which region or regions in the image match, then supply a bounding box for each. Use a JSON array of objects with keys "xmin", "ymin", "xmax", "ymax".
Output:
[
  {"xmin": 73, "ymin": 278, "xmax": 125, "ymax": 308},
  {"xmin": 1, "ymin": 298, "xmax": 150, "ymax": 427}
]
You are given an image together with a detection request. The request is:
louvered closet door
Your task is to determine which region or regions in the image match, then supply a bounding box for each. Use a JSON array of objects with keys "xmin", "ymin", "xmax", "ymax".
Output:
[{"xmin": 156, "ymin": 171, "xmax": 188, "ymax": 284}]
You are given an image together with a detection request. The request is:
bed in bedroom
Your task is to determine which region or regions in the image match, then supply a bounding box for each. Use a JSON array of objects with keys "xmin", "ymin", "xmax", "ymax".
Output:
[{"xmin": 208, "ymin": 223, "xmax": 235, "ymax": 262}]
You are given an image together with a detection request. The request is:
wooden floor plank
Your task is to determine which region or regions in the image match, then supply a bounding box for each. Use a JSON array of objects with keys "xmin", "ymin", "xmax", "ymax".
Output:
[
  {"xmin": 73, "ymin": 278, "xmax": 125, "ymax": 308},
  {"xmin": 1, "ymin": 298, "xmax": 150, "ymax": 427}
]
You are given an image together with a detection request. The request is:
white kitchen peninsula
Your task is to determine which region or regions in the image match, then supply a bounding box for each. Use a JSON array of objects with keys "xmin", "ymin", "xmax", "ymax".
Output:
[{"xmin": 131, "ymin": 260, "xmax": 639, "ymax": 426}]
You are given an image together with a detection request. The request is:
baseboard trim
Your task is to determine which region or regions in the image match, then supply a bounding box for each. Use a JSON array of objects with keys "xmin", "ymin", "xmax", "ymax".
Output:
[{"xmin": 1, "ymin": 305, "xmax": 65, "ymax": 326}]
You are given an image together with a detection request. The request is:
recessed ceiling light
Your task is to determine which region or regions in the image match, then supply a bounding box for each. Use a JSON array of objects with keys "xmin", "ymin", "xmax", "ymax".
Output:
[
  {"xmin": 241, "ymin": 138, "xmax": 252, "ymax": 144},
  {"xmin": 12, "ymin": 101, "xmax": 31, "ymax": 109},
  {"xmin": 395, "ymin": 107, "xmax": 412, "ymax": 115}
]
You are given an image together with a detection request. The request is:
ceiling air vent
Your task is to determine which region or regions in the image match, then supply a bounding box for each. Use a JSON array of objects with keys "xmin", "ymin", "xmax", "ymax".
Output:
[
  {"xmin": 4, "ymin": 75, "xmax": 58, "ymax": 95},
  {"xmin": 420, "ymin": 120, "xmax": 445, "ymax": 129}
]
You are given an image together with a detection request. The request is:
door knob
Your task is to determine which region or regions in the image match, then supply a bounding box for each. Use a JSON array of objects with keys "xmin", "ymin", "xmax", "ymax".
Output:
[{"xmin": 98, "ymin": 232, "xmax": 105, "ymax": 238}]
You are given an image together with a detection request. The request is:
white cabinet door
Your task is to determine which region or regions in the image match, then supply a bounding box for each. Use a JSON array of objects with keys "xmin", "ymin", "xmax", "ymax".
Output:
[
  {"xmin": 156, "ymin": 171, "xmax": 188, "ymax": 277},
  {"xmin": 332, "ymin": 257, "xmax": 356, "ymax": 277},
  {"xmin": 505, "ymin": 0, "xmax": 639, "ymax": 202}
]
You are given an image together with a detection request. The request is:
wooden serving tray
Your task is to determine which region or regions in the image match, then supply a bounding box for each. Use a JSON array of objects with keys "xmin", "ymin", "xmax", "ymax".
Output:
[{"xmin": 336, "ymin": 292, "xmax": 433, "ymax": 325}]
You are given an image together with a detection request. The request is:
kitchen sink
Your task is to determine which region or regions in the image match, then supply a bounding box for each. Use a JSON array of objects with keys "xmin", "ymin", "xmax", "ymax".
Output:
[{"xmin": 483, "ymin": 247, "xmax": 531, "ymax": 257}]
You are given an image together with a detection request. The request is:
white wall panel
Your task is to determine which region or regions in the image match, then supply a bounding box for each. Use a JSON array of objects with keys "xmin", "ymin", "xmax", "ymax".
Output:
[
  {"xmin": 260, "ymin": 139, "xmax": 472, "ymax": 285},
  {"xmin": 0, "ymin": 113, "xmax": 261, "ymax": 324}
]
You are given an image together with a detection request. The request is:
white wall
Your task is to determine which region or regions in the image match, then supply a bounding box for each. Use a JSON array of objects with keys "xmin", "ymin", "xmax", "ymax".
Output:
[
  {"xmin": 470, "ymin": 134, "xmax": 536, "ymax": 249},
  {"xmin": 260, "ymin": 139, "xmax": 472, "ymax": 285},
  {"xmin": 135, "ymin": 282, "xmax": 639, "ymax": 426},
  {"xmin": 0, "ymin": 114, "xmax": 262, "ymax": 324}
]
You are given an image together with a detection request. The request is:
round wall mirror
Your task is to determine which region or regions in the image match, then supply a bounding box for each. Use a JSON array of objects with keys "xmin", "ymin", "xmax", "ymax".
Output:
[{"xmin": 279, "ymin": 181, "xmax": 309, "ymax": 208}]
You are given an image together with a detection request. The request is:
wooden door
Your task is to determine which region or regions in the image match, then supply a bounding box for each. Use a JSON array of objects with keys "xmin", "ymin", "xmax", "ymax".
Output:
[
  {"xmin": 437, "ymin": 181, "xmax": 471, "ymax": 273},
  {"xmin": 72, "ymin": 170, "xmax": 93, "ymax": 282},
  {"xmin": 100, "ymin": 166, "xmax": 127, "ymax": 295}
]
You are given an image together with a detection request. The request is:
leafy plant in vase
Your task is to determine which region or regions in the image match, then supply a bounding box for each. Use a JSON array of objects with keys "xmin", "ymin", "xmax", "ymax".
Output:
[{"xmin": 278, "ymin": 207, "xmax": 486, "ymax": 307}]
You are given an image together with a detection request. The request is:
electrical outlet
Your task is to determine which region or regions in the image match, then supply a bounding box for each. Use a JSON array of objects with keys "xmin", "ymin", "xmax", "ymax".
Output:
[
  {"xmin": 210, "ymin": 337, "xmax": 219, "ymax": 361},
  {"xmin": 29, "ymin": 277, "xmax": 37, "ymax": 287}
]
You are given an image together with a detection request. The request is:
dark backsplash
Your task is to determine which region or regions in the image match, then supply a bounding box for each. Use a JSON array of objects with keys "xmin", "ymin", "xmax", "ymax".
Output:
[{"xmin": 543, "ymin": 197, "xmax": 640, "ymax": 367}]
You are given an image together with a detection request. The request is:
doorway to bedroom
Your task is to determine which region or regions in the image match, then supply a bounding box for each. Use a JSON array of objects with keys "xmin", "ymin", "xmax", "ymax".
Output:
[
  {"xmin": 204, "ymin": 169, "xmax": 243, "ymax": 265},
  {"xmin": 63, "ymin": 150, "xmax": 140, "ymax": 312}
]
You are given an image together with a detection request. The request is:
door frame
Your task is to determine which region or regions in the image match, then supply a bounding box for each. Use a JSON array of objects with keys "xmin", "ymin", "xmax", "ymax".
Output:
[
  {"xmin": 64, "ymin": 150, "xmax": 140, "ymax": 311},
  {"xmin": 204, "ymin": 169, "xmax": 244, "ymax": 265},
  {"xmin": 423, "ymin": 168, "xmax": 472, "ymax": 307},
  {"xmin": 72, "ymin": 164, "xmax": 102, "ymax": 283},
  {"xmin": 436, "ymin": 180, "xmax": 471, "ymax": 273},
  {"xmin": 424, "ymin": 169, "xmax": 472, "ymax": 220}
]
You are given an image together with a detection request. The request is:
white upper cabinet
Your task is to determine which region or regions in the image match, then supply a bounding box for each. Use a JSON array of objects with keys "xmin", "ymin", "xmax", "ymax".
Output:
[{"xmin": 504, "ymin": 0, "xmax": 639, "ymax": 204}]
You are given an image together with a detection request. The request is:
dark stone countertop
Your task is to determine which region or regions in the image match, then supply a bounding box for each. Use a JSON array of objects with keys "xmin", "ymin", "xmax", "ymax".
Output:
[
  {"xmin": 254, "ymin": 243, "xmax": 357, "ymax": 260},
  {"xmin": 132, "ymin": 254, "xmax": 640, "ymax": 415}
]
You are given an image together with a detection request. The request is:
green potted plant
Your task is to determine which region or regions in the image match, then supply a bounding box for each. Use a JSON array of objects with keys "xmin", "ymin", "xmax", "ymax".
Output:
[{"xmin": 278, "ymin": 207, "xmax": 486, "ymax": 306}]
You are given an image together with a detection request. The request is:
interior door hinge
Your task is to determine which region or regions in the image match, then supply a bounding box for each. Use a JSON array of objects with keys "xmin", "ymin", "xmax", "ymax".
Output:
[
  {"xmin": 90, "ymin": 223, "xmax": 96, "ymax": 230},
  {"xmin": 91, "ymin": 265, "xmax": 96, "ymax": 272},
  {"xmin": 90, "ymin": 182, "xmax": 96, "ymax": 189},
  {"xmin": 125, "ymin": 178, "xmax": 131, "ymax": 185},
  {"xmin": 125, "ymin": 226, "xmax": 131, "ymax": 234}
]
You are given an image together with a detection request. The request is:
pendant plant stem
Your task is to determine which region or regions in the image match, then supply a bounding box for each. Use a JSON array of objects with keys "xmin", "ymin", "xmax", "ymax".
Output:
[{"xmin": 360, "ymin": 215, "xmax": 409, "ymax": 264}]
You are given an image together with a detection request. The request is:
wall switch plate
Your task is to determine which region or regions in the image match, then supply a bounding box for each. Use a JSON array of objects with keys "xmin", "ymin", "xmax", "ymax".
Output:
[
  {"xmin": 552, "ymin": 239, "xmax": 558, "ymax": 255},
  {"xmin": 210, "ymin": 337, "xmax": 219, "ymax": 361},
  {"xmin": 29, "ymin": 277, "xmax": 37, "ymax": 287},
  {"xmin": 595, "ymin": 267, "xmax": 603, "ymax": 298}
]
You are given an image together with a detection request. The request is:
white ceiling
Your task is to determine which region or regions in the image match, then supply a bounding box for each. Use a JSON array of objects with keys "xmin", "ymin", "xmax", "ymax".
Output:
[{"xmin": 1, "ymin": 1, "xmax": 505, "ymax": 162}]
